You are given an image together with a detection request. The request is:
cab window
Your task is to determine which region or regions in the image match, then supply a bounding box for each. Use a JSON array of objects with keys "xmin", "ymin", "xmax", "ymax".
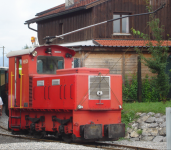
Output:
[{"xmin": 37, "ymin": 56, "xmax": 64, "ymax": 74}]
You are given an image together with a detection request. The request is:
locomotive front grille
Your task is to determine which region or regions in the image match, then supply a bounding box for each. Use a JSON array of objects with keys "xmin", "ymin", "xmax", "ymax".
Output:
[
  {"xmin": 29, "ymin": 76, "xmax": 33, "ymax": 107},
  {"xmin": 89, "ymin": 76, "xmax": 110, "ymax": 100}
]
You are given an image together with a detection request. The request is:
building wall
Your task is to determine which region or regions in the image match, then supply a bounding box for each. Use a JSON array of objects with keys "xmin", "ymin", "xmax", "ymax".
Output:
[
  {"xmin": 73, "ymin": 51, "xmax": 156, "ymax": 82},
  {"xmin": 37, "ymin": 0, "xmax": 171, "ymax": 45}
]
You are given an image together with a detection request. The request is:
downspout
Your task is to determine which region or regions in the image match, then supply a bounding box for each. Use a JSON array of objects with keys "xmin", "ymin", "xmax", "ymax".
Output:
[{"xmin": 28, "ymin": 24, "xmax": 37, "ymax": 32}]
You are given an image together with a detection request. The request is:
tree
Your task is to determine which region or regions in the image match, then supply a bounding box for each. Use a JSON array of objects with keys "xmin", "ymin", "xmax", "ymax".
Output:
[
  {"xmin": 131, "ymin": 0, "xmax": 170, "ymax": 102},
  {"xmin": 23, "ymin": 44, "xmax": 32, "ymax": 49}
]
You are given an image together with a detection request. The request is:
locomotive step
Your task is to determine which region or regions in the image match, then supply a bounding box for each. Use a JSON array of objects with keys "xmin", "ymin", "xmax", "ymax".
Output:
[
  {"xmin": 11, "ymin": 125, "xmax": 20, "ymax": 129},
  {"xmin": 11, "ymin": 116, "xmax": 21, "ymax": 119}
]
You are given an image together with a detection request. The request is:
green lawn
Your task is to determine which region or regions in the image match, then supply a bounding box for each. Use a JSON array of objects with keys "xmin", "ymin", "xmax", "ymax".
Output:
[{"xmin": 122, "ymin": 101, "xmax": 171, "ymax": 114}]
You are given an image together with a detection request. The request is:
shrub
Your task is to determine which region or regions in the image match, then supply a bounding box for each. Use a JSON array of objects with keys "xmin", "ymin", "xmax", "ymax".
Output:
[{"xmin": 123, "ymin": 74, "xmax": 160, "ymax": 102}]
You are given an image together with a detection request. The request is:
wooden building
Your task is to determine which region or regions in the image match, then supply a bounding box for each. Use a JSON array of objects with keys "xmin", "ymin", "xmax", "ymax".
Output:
[{"xmin": 25, "ymin": 0, "xmax": 171, "ymax": 81}]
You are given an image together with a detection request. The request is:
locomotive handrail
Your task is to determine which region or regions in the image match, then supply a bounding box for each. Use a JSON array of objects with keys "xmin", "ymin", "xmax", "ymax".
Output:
[
  {"xmin": 44, "ymin": 3, "xmax": 166, "ymax": 44},
  {"xmin": 20, "ymin": 71, "xmax": 24, "ymax": 108},
  {"xmin": 11, "ymin": 72, "xmax": 14, "ymax": 108},
  {"xmin": 44, "ymin": 86, "xmax": 46, "ymax": 100}
]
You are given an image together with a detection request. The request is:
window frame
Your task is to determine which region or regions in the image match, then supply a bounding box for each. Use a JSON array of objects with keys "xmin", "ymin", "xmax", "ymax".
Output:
[
  {"xmin": 113, "ymin": 13, "xmax": 131, "ymax": 35},
  {"xmin": 37, "ymin": 56, "xmax": 64, "ymax": 74},
  {"xmin": 59, "ymin": 23, "xmax": 64, "ymax": 35}
]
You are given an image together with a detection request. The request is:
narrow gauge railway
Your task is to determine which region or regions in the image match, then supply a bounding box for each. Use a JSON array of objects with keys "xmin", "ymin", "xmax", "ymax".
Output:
[
  {"xmin": 0, "ymin": 125, "xmax": 156, "ymax": 150},
  {"xmin": 5, "ymin": 4, "xmax": 165, "ymax": 144}
]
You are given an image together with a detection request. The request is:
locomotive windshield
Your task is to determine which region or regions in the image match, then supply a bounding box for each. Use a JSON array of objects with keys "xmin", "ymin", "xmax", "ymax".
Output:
[{"xmin": 37, "ymin": 56, "xmax": 64, "ymax": 74}]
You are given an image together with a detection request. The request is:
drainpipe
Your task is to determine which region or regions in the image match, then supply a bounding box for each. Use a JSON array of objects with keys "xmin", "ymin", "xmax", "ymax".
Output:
[{"xmin": 28, "ymin": 24, "xmax": 37, "ymax": 32}]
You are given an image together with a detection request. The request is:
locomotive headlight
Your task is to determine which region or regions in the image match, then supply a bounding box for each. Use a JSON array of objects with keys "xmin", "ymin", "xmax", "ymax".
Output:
[
  {"xmin": 45, "ymin": 47, "xmax": 52, "ymax": 54},
  {"xmin": 97, "ymin": 91, "xmax": 103, "ymax": 96},
  {"xmin": 77, "ymin": 105, "xmax": 83, "ymax": 109},
  {"xmin": 32, "ymin": 51, "xmax": 37, "ymax": 57}
]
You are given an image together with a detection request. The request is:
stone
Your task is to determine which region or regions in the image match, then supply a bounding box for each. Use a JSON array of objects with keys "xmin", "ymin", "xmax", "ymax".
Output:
[
  {"xmin": 149, "ymin": 123, "xmax": 158, "ymax": 128},
  {"xmin": 161, "ymin": 115, "xmax": 166, "ymax": 121},
  {"xmin": 159, "ymin": 127, "xmax": 166, "ymax": 136},
  {"xmin": 142, "ymin": 129, "xmax": 151, "ymax": 136},
  {"xmin": 127, "ymin": 127, "xmax": 133, "ymax": 133},
  {"xmin": 130, "ymin": 131, "xmax": 139, "ymax": 138},
  {"xmin": 154, "ymin": 113, "xmax": 162, "ymax": 118},
  {"xmin": 145, "ymin": 117, "xmax": 155, "ymax": 123},
  {"xmin": 132, "ymin": 123, "xmax": 139, "ymax": 129},
  {"xmin": 163, "ymin": 137, "xmax": 167, "ymax": 142},
  {"xmin": 142, "ymin": 128, "xmax": 158, "ymax": 136},
  {"xmin": 140, "ymin": 113, "xmax": 146, "ymax": 117},
  {"xmin": 137, "ymin": 115, "xmax": 149, "ymax": 123},
  {"xmin": 159, "ymin": 121, "xmax": 166, "ymax": 128},
  {"xmin": 130, "ymin": 138, "xmax": 139, "ymax": 141},
  {"xmin": 155, "ymin": 118, "xmax": 164, "ymax": 124},
  {"xmin": 141, "ymin": 136, "xmax": 154, "ymax": 141},
  {"xmin": 136, "ymin": 112, "xmax": 142, "ymax": 116},
  {"xmin": 125, "ymin": 133, "xmax": 130, "ymax": 139},
  {"xmin": 150, "ymin": 128, "xmax": 159, "ymax": 136},
  {"xmin": 138, "ymin": 122, "xmax": 150, "ymax": 129},
  {"xmin": 153, "ymin": 136, "xmax": 164, "ymax": 142},
  {"xmin": 147, "ymin": 112, "xmax": 155, "ymax": 116}
]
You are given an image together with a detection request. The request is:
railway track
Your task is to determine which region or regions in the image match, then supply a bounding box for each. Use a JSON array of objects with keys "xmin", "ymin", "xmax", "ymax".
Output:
[{"xmin": 0, "ymin": 125, "xmax": 156, "ymax": 150}]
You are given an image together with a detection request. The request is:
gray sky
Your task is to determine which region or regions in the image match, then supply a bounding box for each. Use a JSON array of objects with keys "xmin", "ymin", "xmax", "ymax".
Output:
[{"xmin": 0, "ymin": 0, "xmax": 65, "ymax": 60}]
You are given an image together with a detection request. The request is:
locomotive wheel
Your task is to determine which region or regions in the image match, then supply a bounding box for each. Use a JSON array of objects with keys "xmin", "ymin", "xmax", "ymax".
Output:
[
  {"xmin": 62, "ymin": 134, "xmax": 73, "ymax": 143},
  {"xmin": 33, "ymin": 131, "xmax": 45, "ymax": 139}
]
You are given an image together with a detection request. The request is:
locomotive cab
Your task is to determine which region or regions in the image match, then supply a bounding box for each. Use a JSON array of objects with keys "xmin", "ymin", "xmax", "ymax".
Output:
[
  {"xmin": 7, "ymin": 45, "xmax": 75, "ymax": 109},
  {"xmin": 7, "ymin": 45, "xmax": 125, "ymax": 142}
]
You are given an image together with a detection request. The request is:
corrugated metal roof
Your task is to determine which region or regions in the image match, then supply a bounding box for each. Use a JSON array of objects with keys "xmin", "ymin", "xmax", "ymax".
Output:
[
  {"xmin": 25, "ymin": 0, "xmax": 108, "ymax": 24},
  {"xmin": 6, "ymin": 48, "xmax": 35, "ymax": 58},
  {"xmin": 58, "ymin": 40, "xmax": 97, "ymax": 47}
]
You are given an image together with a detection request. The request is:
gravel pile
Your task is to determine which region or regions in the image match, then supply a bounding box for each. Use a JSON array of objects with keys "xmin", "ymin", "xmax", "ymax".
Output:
[{"xmin": 0, "ymin": 110, "xmax": 167, "ymax": 150}]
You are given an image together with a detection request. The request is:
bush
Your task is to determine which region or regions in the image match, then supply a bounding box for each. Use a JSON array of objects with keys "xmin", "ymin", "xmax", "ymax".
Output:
[{"xmin": 123, "ymin": 74, "xmax": 160, "ymax": 102}]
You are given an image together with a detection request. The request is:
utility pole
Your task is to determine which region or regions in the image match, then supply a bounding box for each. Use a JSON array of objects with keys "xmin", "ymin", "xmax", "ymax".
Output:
[{"xmin": 0, "ymin": 46, "xmax": 5, "ymax": 67}]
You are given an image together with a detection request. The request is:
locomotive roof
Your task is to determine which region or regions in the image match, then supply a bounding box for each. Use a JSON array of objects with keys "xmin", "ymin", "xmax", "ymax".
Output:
[
  {"xmin": 6, "ymin": 48, "xmax": 35, "ymax": 58},
  {"xmin": 6, "ymin": 45, "xmax": 75, "ymax": 58},
  {"xmin": 0, "ymin": 67, "xmax": 8, "ymax": 71}
]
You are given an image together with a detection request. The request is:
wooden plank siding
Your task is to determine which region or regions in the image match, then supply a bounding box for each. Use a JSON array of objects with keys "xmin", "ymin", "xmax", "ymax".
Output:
[
  {"xmin": 74, "ymin": 51, "xmax": 157, "ymax": 81},
  {"xmin": 37, "ymin": 0, "xmax": 171, "ymax": 45}
]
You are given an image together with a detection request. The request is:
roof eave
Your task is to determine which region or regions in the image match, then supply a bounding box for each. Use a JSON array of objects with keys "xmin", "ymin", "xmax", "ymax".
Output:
[{"xmin": 25, "ymin": 6, "xmax": 86, "ymax": 24}]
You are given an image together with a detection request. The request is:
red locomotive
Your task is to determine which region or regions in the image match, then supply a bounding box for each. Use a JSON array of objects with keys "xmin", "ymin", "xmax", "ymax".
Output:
[{"xmin": 7, "ymin": 45, "xmax": 125, "ymax": 142}]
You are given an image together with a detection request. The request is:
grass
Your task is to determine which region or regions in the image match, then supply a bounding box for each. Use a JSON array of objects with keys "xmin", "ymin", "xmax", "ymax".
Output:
[
  {"xmin": 121, "ymin": 101, "xmax": 171, "ymax": 130},
  {"xmin": 122, "ymin": 101, "xmax": 171, "ymax": 114}
]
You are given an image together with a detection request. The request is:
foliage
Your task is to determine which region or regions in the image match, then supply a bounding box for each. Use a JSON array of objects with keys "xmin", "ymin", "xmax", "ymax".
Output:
[
  {"xmin": 130, "ymin": 0, "xmax": 170, "ymax": 102},
  {"xmin": 23, "ymin": 44, "xmax": 32, "ymax": 49},
  {"xmin": 123, "ymin": 101, "xmax": 171, "ymax": 114},
  {"xmin": 121, "ymin": 110, "xmax": 138, "ymax": 129},
  {"xmin": 123, "ymin": 75, "xmax": 160, "ymax": 102},
  {"xmin": 123, "ymin": 75, "xmax": 137, "ymax": 101},
  {"xmin": 137, "ymin": 129, "xmax": 143, "ymax": 135}
]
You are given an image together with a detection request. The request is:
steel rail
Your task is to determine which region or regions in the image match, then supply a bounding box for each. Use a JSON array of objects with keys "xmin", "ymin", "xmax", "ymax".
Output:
[{"xmin": 44, "ymin": 3, "xmax": 165, "ymax": 44}]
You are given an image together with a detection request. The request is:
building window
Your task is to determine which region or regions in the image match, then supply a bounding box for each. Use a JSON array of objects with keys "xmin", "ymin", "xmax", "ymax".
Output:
[
  {"xmin": 59, "ymin": 23, "xmax": 64, "ymax": 35},
  {"xmin": 113, "ymin": 14, "xmax": 129, "ymax": 34}
]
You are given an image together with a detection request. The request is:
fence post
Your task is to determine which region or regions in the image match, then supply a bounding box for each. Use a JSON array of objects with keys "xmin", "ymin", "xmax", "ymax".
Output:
[
  {"xmin": 137, "ymin": 55, "xmax": 142, "ymax": 102},
  {"xmin": 122, "ymin": 54, "xmax": 125, "ymax": 85},
  {"xmin": 166, "ymin": 107, "xmax": 171, "ymax": 149}
]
